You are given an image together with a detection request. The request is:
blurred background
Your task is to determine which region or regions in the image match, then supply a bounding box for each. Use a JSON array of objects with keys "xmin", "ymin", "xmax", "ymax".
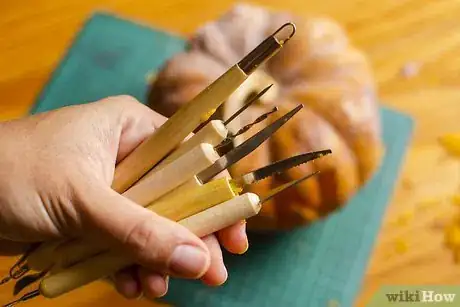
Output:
[{"xmin": 2, "ymin": 1, "xmax": 460, "ymax": 306}]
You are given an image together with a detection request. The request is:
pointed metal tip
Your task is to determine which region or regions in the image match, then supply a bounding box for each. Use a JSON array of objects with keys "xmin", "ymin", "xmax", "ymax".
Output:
[
  {"xmin": 3, "ymin": 301, "xmax": 17, "ymax": 307},
  {"xmin": 251, "ymin": 84, "xmax": 274, "ymax": 103},
  {"xmin": 263, "ymin": 83, "xmax": 274, "ymax": 93},
  {"xmin": 261, "ymin": 171, "xmax": 320, "ymax": 203},
  {"xmin": 279, "ymin": 104, "xmax": 303, "ymax": 124},
  {"xmin": 2, "ymin": 289, "xmax": 40, "ymax": 307},
  {"xmin": 198, "ymin": 104, "xmax": 303, "ymax": 183},
  {"xmin": 223, "ymin": 84, "xmax": 274, "ymax": 126},
  {"xmin": 0, "ymin": 276, "xmax": 11, "ymax": 286}
]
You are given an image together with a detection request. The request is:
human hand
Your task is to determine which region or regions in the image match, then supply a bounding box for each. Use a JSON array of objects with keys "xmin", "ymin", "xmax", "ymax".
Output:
[{"xmin": 0, "ymin": 95, "xmax": 248, "ymax": 299}]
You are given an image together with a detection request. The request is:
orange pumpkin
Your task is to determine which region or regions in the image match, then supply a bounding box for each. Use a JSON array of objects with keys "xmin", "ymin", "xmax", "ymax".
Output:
[{"xmin": 147, "ymin": 4, "xmax": 384, "ymax": 230}]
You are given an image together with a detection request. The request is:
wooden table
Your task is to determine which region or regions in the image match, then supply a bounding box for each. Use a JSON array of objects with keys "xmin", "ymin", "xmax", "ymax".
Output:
[{"xmin": 2, "ymin": 1, "xmax": 460, "ymax": 306}]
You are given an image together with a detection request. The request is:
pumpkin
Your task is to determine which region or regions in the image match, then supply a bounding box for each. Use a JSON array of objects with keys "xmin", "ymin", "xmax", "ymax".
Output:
[{"xmin": 146, "ymin": 4, "xmax": 384, "ymax": 231}]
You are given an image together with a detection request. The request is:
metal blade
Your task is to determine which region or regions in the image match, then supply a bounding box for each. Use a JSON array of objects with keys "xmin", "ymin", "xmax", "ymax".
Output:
[
  {"xmin": 0, "ymin": 276, "xmax": 11, "ymax": 286},
  {"xmin": 9, "ymin": 245, "xmax": 36, "ymax": 280},
  {"xmin": 196, "ymin": 104, "xmax": 304, "ymax": 183},
  {"xmin": 215, "ymin": 106, "xmax": 278, "ymax": 155},
  {"xmin": 261, "ymin": 171, "xmax": 320, "ymax": 203},
  {"xmin": 235, "ymin": 149, "xmax": 331, "ymax": 186},
  {"xmin": 13, "ymin": 271, "xmax": 47, "ymax": 296},
  {"xmin": 2, "ymin": 289, "xmax": 40, "ymax": 307},
  {"xmin": 196, "ymin": 84, "xmax": 273, "ymax": 133},
  {"xmin": 232, "ymin": 106, "xmax": 278, "ymax": 138},
  {"xmin": 223, "ymin": 84, "xmax": 273, "ymax": 126}
]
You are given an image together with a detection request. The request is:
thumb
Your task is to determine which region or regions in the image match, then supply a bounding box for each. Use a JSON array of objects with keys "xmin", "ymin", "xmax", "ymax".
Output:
[{"xmin": 76, "ymin": 182, "xmax": 211, "ymax": 279}]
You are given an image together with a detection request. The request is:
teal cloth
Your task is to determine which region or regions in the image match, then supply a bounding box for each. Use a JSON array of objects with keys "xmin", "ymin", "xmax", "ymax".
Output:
[{"xmin": 30, "ymin": 12, "xmax": 414, "ymax": 307}]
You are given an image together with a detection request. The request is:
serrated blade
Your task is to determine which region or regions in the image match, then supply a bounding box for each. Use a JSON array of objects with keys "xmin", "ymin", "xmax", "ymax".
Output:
[
  {"xmin": 235, "ymin": 149, "xmax": 331, "ymax": 186},
  {"xmin": 196, "ymin": 104, "xmax": 304, "ymax": 183},
  {"xmin": 261, "ymin": 171, "xmax": 320, "ymax": 203}
]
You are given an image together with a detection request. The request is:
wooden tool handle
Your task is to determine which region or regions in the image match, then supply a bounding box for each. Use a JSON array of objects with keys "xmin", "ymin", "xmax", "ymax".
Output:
[
  {"xmin": 179, "ymin": 192, "xmax": 260, "ymax": 237},
  {"xmin": 27, "ymin": 143, "xmax": 219, "ymax": 271},
  {"xmin": 147, "ymin": 177, "xmax": 238, "ymax": 222},
  {"xmin": 122, "ymin": 142, "xmax": 218, "ymax": 207},
  {"xmin": 36, "ymin": 177, "xmax": 236, "ymax": 271},
  {"xmin": 143, "ymin": 120, "xmax": 228, "ymax": 178},
  {"xmin": 39, "ymin": 193, "xmax": 260, "ymax": 299},
  {"xmin": 112, "ymin": 65, "xmax": 247, "ymax": 193},
  {"xmin": 26, "ymin": 240, "xmax": 66, "ymax": 272}
]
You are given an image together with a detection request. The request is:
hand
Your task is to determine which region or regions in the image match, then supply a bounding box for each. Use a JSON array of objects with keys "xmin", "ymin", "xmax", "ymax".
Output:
[{"xmin": 0, "ymin": 95, "xmax": 248, "ymax": 299}]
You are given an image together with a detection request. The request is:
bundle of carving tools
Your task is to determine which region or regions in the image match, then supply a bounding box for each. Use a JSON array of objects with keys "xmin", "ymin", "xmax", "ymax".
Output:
[{"xmin": 1, "ymin": 22, "xmax": 332, "ymax": 306}]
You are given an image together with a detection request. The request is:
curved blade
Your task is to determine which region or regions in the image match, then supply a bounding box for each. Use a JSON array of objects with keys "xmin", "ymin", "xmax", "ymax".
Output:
[
  {"xmin": 261, "ymin": 171, "xmax": 320, "ymax": 203},
  {"xmin": 237, "ymin": 149, "xmax": 331, "ymax": 185},
  {"xmin": 197, "ymin": 104, "xmax": 304, "ymax": 183}
]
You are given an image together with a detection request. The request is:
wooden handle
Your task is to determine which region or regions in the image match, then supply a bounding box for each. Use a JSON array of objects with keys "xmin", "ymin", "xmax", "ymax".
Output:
[
  {"xmin": 147, "ymin": 177, "xmax": 238, "ymax": 222},
  {"xmin": 39, "ymin": 193, "xmax": 260, "ymax": 299},
  {"xmin": 29, "ymin": 177, "xmax": 202, "ymax": 271},
  {"xmin": 27, "ymin": 65, "xmax": 246, "ymax": 273},
  {"xmin": 38, "ymin": 177, "xmax": 236, "ymax": 271},
  {"xmin": 122, "ymin": 142, "xmax": 219, "ymax": 207},
  {"xmin": 112, "ymin": 65, "xmax": 247, "ymax": 193},
  {"xmin": 142, "ymin": 120, "xmax": 228, "ymax": 179},
  {"xmin": 27, "ymin": 143, "xmax": 219, "ymax": 271},
  {"xmin": 180, "ymin": 192, "xmax": 261, "ymax": 237},
  {"xmin": 26, "ymin": 240, "xmax": 66, "ymax": 272}
]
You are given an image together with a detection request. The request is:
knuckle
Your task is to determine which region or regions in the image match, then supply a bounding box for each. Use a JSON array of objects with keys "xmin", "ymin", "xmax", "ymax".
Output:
[
  {"xmin": 124, "ymin": 218, "xmax": 155, "ymax": 255},
  {"xmin": 117, "ymin": 95, "xmax": 141, "ymax": 105},
  {"xmin": 102, "ymin": 95, "xmax": 141, "ymax": 109},
  {"xmin": 122, "ymin": 217, "xmax": 173, "ymax": 266}
]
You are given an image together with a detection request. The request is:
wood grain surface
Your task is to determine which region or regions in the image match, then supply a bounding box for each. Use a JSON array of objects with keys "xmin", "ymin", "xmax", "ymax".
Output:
[{"xmin": 2, "ymin": 1, "xmax": 460, "ymax": 306}]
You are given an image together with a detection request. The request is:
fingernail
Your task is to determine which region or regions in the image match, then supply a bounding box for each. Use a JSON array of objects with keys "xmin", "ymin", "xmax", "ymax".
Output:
[
  {"xmin": 202, "ymin": 264, "xmax": 228, "ymax": 287},
  {"xmin": 239, "ymin": 222, "xmax": 249, "ymax": 254},
  {"xmin": 147, "ymin": 274, "xmax": 168, "ymax": 298},
  {"xmin": 217, "ymin": 265, "xmax": 228, "ymax": 286},
  {"xmin": 158, "ymin": 275, "xmax": 169, "ymax": 297},
  {"xmin": 169, "ymin": 245, "xmax": 208, "ymax": 278}
]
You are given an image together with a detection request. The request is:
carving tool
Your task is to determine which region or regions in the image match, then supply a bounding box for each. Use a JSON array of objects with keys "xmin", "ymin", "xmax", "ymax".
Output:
[
  {"xmin": 113, "ymin": 22, "xmax": 295, "ymax": 193},
  {"xmin": 3, "ymin": 142, "xmax": 219, "ymax": 287},
  {"xmin": 20, "ymin": 107, "xmax": 278, "ymax": 273},
  {"xmin": 146, "ymin": 84, "xmax": 275, "ymax": 176},
  {"xmin": 10, "ymin": 104, "xmax": 303, "ymax": 290},
  {"xmin": 216, "ymin": 105, "xmax": 278, "ymax": 153},
  {"xmin": 3, "ymin": 171, "xmax": 319, "ymax": 306},
  {"xmin": 117, "ymin": 104, "xmax": 303, "ymax": 215},
  {"xmin": 24, "ymin": 149, "xmax": 331, "ymax": 279},
  {"xmin": 0, "ymin": 20, "xmax": 294, "ymax": 285},
  {"xmin": 4, "ymin": 91, "xmax": 276, "ymax": 284},
  {"xmin": 1, "ymin": 22, "xmax": 298, "ymax": 302}
]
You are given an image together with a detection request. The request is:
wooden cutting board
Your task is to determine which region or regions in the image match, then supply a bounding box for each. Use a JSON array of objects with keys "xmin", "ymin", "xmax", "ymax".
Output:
[{"xmin": 1, "ymin": 1, "xmax": 460, "ymax": 306}]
